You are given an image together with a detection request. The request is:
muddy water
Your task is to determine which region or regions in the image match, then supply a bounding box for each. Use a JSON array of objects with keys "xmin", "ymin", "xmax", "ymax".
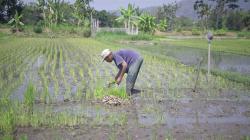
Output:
[
  {"xmin": 128, "ymin": 41, "xmax": 250, "ymax": 75},
  {"xmin": 162, "ymin": 45, "xmax": 250, "ymax": 75},
  {"xmin": 10, "ymin": 55, "xmax": 45, "ymax": 101},
  {"xmin": 15, "ymin": 90, "xmax": 250, "ymax": 139}
]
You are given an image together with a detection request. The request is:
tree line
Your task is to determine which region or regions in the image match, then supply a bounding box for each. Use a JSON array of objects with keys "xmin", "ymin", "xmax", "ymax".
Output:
[{"xmin": 0, "ymin": 0, "xmax": 249, "ymax": 34}]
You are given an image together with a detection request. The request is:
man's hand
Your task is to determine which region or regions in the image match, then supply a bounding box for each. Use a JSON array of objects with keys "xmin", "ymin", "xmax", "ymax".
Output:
[
  {"xmin": 115, "ymin": 61, "xmax": 127, "ymax": 85},
  {"xmin": 116, "ymin": 76, "xmax": 122, "ymax": 85},
  {"xmin": 115, "ymin": 70, "xmax": 121, "ymax": 81},
  {"xmin": 107, "ymin": 81, "xmax": 116, "ymax": 87}
]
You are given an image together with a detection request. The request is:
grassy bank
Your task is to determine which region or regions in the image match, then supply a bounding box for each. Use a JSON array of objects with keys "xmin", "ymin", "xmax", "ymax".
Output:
[{"xmin": 163, "ymin": 38, "xmax": 250, "ymax": 56}]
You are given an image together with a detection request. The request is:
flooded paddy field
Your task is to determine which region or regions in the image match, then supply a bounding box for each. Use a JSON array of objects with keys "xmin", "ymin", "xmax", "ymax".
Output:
[{"xmin": 0, "ymin": 37, "xmax": 249, "ymax": 139}]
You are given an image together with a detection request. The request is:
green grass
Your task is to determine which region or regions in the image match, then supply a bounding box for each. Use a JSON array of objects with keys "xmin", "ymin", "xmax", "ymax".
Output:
[
  {"xmin": 210, "ymin": 69, "xmax": 250, "ymax": 86},
  {"xmin": 238, "ymin": 31, "xmax": 250, "ymax": 39},
  {"xmin": 96, "ymin": 31, "xmax": 250, "ymax": 56},
  {"xmin": 96, "ymin": 31, "xmax": 156, "ymax": 41},
  {"xmin": 164, "ymin": 38, "xmax": 250, "ymax": 56}
]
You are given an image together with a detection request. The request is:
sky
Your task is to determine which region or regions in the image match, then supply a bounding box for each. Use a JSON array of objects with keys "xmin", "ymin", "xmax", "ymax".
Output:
[
  {"xmin": 90, "ymin": 0, "xmax": 181, "ymax": 11},
  {"xmin": 24, "ymin": 0, "xmax": 182, "ymax": 11}
]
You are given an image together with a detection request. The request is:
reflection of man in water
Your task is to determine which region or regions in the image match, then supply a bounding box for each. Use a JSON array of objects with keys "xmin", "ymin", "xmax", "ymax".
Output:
[{"xmin": 101, "ymin": 49, "xmax": 143, "ymax": 95}]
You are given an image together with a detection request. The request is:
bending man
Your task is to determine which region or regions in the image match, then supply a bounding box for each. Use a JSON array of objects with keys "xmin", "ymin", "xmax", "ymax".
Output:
[{"xmin": 101, "ymin": 49, "xmax": 143, "ymax": 95}]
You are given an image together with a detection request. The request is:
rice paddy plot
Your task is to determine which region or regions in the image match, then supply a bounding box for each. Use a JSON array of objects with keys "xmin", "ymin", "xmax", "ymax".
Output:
[{"xmin": 0, "ymin": 37, "xmax": 250, "ymax": 139}]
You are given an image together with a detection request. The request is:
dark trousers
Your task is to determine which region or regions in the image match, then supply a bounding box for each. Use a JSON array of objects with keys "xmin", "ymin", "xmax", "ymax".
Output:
[{"xmin": 126, "ymin": 57, "xmax": 143, "ymax": 95}]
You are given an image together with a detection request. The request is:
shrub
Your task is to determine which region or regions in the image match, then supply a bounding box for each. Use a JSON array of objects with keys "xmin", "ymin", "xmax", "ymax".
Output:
[
  {"xmin": 82, "ymin": 27, "xmax": 91, "ymax": 37},
  {"xmin": 214, "ymin": 29, "xmax": 226, "ymax": 36},
  {"xmin": 33, "ymin": 21, "xmax": 43, "ymax": 33},
  {"xmin": 237, "ymin": 31, "xmax": 250, "ymax": 39},
  {"xmin": 96, "ymin": 31, "xmax": 126, "ymax": 37},
  {"xmin": 69, "ymin": 27, "xmax": 77, "ymax": 34},
  {"xmin": 11, "ymin": 26, "xmax": 24, "ymax": 33},
  {"xmin": 130, "ymin": 33, "xmax": 153, "ymax": 41},
  {"xmin": 176, "ymin": 27, "xmax": 182, "ymax": 32},
  {"xmin": 191, "ymin": 28, "xmax": 201, "ymax": 36},
  {"xmin": 33, "ymin": 26, "xmax": 42, "ymax": 33}
]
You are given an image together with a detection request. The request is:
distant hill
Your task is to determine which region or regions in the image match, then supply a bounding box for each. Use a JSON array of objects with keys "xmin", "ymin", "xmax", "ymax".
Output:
[
  {"xmin": 112, "ymin": 0, "xmax": 250, "ymax": 20},
  {"xmin": 176, "ymin": 0, "xmax": 250, "ymax": 20}
]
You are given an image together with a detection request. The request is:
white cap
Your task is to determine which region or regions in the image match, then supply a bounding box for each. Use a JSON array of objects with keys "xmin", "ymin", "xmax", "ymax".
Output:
[{"xmin": 101, "ymin": 49, "xmax": 111, "ymax": 61}]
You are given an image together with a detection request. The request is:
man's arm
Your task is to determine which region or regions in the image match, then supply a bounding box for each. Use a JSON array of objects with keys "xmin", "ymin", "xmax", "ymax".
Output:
[
  {"xmin": 116, "ymin": 61, "xmax": 127, "ymax": 85},
  {"xmin": 115, "ymin": 69, "xmax": 121, "ymax": 81}
]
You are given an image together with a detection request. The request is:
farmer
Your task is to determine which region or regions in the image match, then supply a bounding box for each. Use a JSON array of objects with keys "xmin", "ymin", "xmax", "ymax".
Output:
[{"xmin": 101, "ymin": 49, "xmax": 143, "ymax": 95}]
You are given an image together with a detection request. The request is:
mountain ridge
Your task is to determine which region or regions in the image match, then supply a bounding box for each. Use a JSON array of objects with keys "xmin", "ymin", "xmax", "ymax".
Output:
[{"xmin": 109, "ymin": 0, "xmax": 250, "ymax": 20}]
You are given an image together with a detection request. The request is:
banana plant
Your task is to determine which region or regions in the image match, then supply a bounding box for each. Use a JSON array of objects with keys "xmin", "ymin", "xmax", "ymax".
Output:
[
  {"xmin": 73, "ymin": 0, "xmax": 92, "ymax": 27},
  {"xmin": 116, "ymin": 3, "xmax": 139, "ymax": 34},
  {"xmin": 47, "ymin": 0, "xmax": 65, "ymax": 27},
  {"xmin": 116, "ymin": 8, "xmax": 129, "ymax": 29},
  {"xmin": 36, "ymin": 0, "xmax": 47, "ymax": 27},
  {"xmin": 138, "ymin": 13, "xmax": 156, "ymax": 34},
  {"xmin": 72, "ymin": 3, "xmax": 85, "ymax": 27},
  {"xmin": 157, "ymin": 19, "xmax": 168, "ymax": 32},
  {"xmin": 8, "ymin": 11, "xmax": 24, "ymax": 32}
]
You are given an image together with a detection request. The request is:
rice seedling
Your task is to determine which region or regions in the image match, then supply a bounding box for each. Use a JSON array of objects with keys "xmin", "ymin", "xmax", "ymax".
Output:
[
  {"xmin": 93, "ymin": 86, "xmax": 128, "ymax": 100},
  {"xmin": 92, "ymin": 112, "xmax": 104, "ymax": 125},
  {"xmin": 18, "ymin": 134, "xmax": 28, "ymax": 140},
  {"xmin": 70, "ymin": 68, "xmax": 77, "ymax": 84},
  {"xmin": 108, "ymin": 126, "xmax": 117, "ymax": 140},
  {"xmin": 0, "ymin": 98, "xmax": 16, "ymax": 139},
  {"xmin": 24, "ymin": 83, "xmax": 36, "ymax": 114}
]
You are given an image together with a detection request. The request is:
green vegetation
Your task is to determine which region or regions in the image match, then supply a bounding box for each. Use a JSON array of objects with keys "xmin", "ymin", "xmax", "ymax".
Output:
[
  {"xmin": 0, "ymin": 0, "xmax": 250, "ymax": 138},
  {"xmin": 164, "ymin": 38, "xmax": 250, "ymax": 56},
  {"xmin": 191, "ymin": 28, "xmax": 201, "ymax": 35},
  {"xmin": 138, "ymin": 14, "xmax": 157, "ymax": 34},
  {"xmin": 93, "ymin": 87, "xmax": 128, "ymax": 100},
  {"xmin": 24, "ymin": 83, "xmax": 36, "ymax": 113},
  {"xmin": 0, "ymin": 99, "xmax": 16, "ymax": 139},
  {"xmin": 0, "ymin": 30, "xmax": 249, "ymax": 139},
  {"xmin": 238, "ymin": 31, "xmax": 250, "ymax": 39},
  {"xmin": 96, "ymin": 31, "xmax": 155, "ymax": 41},
  {"xmin": 8, "ymin": 10, "xmax": 24, "ymax": 33}
]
